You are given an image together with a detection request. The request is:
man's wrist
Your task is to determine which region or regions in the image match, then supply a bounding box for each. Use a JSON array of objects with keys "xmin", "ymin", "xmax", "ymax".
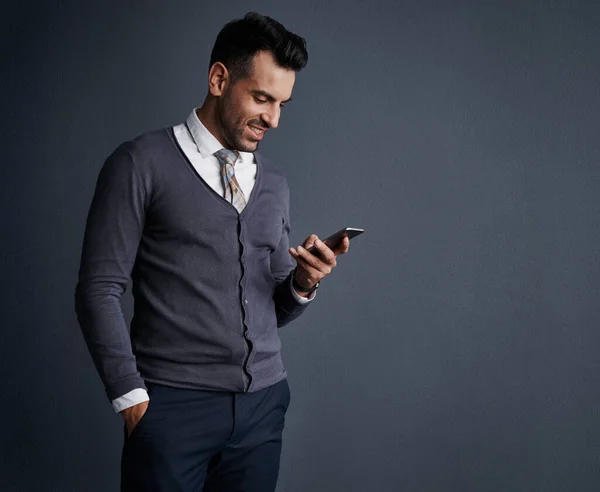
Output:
[
  {"xmin": 289, "ymin": 274, "xmax": 315, "ymax": 302},
  {"xmin": 112, "ymin": 388, "xmax": 150, "ymax": 413},
  {"xmin": 292, "ymin": 267, "xmax": 320, "ymax": 294}
]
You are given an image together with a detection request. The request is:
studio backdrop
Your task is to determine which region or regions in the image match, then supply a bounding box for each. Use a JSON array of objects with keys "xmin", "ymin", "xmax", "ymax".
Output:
[{"xmin": 2, "ymin": 1, "xmax": 599, "ymax": 491}]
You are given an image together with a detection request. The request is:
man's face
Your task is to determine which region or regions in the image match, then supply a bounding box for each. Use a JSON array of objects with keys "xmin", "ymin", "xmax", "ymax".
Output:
[{"xmin": 215, "ymin": 51, "xmax": 296, "ymax": 152}]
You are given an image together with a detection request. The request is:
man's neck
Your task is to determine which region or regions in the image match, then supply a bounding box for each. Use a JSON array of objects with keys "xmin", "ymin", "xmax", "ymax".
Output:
[{"xmin": 195, "ymin": 105, "xmax": 228, "ymax": 149}]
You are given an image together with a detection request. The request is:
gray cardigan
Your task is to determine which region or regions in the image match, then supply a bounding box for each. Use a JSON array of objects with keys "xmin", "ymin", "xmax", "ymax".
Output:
[{"xmin": 75, "ymin": 127, "xmax": 309, "ymax": 401}]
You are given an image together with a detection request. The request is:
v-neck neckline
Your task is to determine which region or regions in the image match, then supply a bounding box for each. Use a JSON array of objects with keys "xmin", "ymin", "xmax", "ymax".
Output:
[{"xmin": 166, "ymin": 127, "xmax": 263, "ymax": 217}]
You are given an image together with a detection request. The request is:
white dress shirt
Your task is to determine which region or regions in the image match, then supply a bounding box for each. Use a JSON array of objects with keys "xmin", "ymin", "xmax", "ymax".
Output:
[{"xmin": 112, "ymin": 108, "xmax": 312, "ymax": 413}]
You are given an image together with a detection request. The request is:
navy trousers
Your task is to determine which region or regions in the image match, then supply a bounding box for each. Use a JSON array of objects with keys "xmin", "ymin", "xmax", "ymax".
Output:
[{"xmin": 120, "ymin": 378, "xmax": 291, "ymax": 492}]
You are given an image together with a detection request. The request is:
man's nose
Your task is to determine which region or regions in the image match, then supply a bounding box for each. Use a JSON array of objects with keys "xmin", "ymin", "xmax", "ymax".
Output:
[{"xmin": 262, "ymin": 106, "xmax": 280, "ymax": 129}]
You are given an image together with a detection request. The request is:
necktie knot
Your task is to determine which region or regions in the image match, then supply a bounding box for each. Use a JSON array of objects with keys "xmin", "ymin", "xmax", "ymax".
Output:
[{"xmin": 214, "ymin": 149, "xmax": 238, "ymax": 167}]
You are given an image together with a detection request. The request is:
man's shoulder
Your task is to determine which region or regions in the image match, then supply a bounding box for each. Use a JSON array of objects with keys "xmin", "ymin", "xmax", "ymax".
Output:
[
  {"xmin": 107, "ymin": 127, "xmax": 178, "ymax": 180},
  {"xmin": 120, "ymin": 127, "xmax": 173, "ymax": 160}
]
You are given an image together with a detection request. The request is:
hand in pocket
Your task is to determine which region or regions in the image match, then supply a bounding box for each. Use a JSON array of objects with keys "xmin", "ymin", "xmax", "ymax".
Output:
[{"xmin": 121, "ymin": 400, "xmax": 150, "ymax": 437}]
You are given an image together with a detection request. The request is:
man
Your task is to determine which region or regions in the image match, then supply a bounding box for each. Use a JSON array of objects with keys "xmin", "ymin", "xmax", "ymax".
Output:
[{"xmin": 75, "ymin": 12, "xmax": 349, "ymax": 491}]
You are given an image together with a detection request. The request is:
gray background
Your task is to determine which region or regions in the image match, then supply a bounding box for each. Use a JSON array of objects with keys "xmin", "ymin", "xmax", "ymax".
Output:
[{"xmin": 2, "ymin": 1, "xmax": 599, "ymax": 491}]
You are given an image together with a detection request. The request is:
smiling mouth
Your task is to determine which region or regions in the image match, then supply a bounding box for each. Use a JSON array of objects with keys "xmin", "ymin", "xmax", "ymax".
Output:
[{"xmin": 249, "ymin": 125, "xmax": 266, "ymax": 136}]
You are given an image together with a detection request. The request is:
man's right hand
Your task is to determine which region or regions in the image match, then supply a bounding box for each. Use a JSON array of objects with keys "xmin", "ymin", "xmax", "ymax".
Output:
[{"xmin": 121, "ymin": 400, "xmax": 149, "ymax": 437}]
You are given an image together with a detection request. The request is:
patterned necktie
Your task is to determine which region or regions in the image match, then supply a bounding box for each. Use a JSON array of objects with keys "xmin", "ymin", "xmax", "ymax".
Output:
[{"xmin": 214, "ymin": 149, "xmax": 247, "ymax": 213}]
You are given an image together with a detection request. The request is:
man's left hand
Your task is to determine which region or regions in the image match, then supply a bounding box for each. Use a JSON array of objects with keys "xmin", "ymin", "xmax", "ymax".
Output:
[{"xmin": 289, "ymin": 234, "xmax": 350, "ymax": 296}]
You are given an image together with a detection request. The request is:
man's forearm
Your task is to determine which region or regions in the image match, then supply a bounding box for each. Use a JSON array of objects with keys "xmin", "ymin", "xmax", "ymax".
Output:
[
  {"xmin": 75, "ymin": 278, "xmax": 147, "ymax": 400},
  {"xmin": 273, "ymin": 270, "xmax": 312, "ymax": 327}
]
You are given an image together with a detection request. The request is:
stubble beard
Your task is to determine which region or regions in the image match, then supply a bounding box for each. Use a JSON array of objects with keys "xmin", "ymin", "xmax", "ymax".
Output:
[{"xmin": 217, "ymin": 96, "xmax": 260, "ymax": 153}]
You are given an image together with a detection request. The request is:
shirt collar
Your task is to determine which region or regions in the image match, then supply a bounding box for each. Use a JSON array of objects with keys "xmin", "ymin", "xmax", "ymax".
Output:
[{"xmin": 185, "ymin": 107, "xmax": 254, "ymax": 163}]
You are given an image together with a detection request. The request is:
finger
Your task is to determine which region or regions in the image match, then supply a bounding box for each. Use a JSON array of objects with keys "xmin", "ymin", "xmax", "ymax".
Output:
[
  {"xmin": 302, "ymin": 234, "xmax": 319, "ymax": 249},
  {"xmin": 289, "ymin": 250, "xmax": 322, "ymax": 280},
  {"xmin": 312, "ymin": 238, "xmax": 337, "ymax": 265},
  {"xmin": 292, "ymin": 255, "xmax": 319, "ymax": 276},
  {"xmin": 290, "ymin": 245, "xmax": 319, "ymax": 269},
  {"xmin": 290, "ymin": 246, "xmax": 319, "ymax": 263},
  {"xmin": 333, "ymin": 236, "xmax": 350, "ymax": 256},
  {"xmin": 291, "ymin": 240, "xmax": 323, "ymax": 264},
  {"xmin": 296, "ymin": 245, "xmax": 333, "ymax": 274}
]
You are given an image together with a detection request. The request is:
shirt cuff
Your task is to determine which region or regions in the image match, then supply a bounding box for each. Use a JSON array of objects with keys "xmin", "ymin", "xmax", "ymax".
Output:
[
  {"xmin": 290, "ymin": 274, "xmax": 316, "ymax": 304},
  {"xmin": 112, "ymin": 388, "xmax": 150, "ymax": 413}
]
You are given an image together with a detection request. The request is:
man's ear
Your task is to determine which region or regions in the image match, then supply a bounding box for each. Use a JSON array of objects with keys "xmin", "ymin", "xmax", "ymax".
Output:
[{"xmin": 207, "ymin": 62, "xmax": 230, "ymax": 97}]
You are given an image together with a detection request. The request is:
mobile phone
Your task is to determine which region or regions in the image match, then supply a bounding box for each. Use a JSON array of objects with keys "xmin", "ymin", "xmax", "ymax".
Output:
[{"xmin": 306, "ymin": 227, "xmax": 364, "ymax": 254}]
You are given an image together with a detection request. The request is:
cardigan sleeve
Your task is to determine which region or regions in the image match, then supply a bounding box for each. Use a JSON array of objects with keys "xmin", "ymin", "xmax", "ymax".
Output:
[
  {"xmin": 270, "ymin": 180, "xmax": 312, "ymax": 327},
  {"xmin": 75, "ymin": 144, "xmax": 148, "ymax": 402}
]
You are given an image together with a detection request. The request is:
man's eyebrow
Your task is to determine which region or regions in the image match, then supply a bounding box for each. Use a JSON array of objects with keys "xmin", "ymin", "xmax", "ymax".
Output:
[{"xmin": 251, "ymin": 90, "xmax": 292, "ymax": 104}]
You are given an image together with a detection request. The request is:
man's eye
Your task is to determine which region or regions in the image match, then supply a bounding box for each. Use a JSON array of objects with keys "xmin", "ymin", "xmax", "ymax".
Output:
[{"xmin": 255, "ymin": 97, "xmax": 267, "ymax": 103}]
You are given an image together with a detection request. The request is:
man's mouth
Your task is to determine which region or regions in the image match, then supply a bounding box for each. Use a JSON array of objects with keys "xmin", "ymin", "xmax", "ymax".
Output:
[{"xmin": 249, "ymin": 125, "xmax": 266, "ymax": 136}]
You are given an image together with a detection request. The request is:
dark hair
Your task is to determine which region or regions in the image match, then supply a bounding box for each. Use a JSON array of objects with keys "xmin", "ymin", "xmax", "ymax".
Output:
[{"xmin": 209, "ymin": 12, "xmax": 308, "ymax": 81}]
